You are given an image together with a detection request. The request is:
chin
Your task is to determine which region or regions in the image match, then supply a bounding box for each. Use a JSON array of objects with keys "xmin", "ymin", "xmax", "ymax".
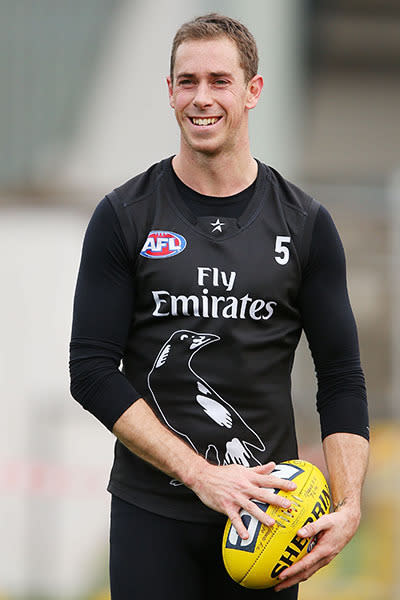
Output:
[
  {"xmin": 192, "ymin": 144, "xmax": 222, "ymax": 156},
  {"xmin": 184, "ymin": 136, "xmax": 226, "ymax": 157},
  {"xmin": 179, "ymin": 126, "xmax": 221, "ymax": 154}
]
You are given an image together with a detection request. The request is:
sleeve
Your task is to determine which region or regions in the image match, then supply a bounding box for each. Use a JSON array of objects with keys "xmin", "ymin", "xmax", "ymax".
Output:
[
  {"xmin": 69, "ymin": 196, "xmax": 142, "ymax": 431},
  {"xmin": 298, "ymin": 204, "xmax": 369, "ymax": 442}
]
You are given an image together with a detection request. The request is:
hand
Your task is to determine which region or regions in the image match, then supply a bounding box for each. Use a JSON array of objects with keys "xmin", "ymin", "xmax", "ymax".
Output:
[
  {"xmin": 189, "ymin": 461, "xmax": 298, "ymax": 539},
  {"xmin": 274, "ymin": 506, "xmax": 361, "ymax": 592}
]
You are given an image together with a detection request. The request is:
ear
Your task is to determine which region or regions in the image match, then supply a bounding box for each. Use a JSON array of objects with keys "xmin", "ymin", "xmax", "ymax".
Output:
[
  {"xmin": 245, "ymin": 75, "xmax": 263, "ymax": 110},
  {"xmin": 166, "ymin": 76, "xmax": 175, "ymax": 109}
]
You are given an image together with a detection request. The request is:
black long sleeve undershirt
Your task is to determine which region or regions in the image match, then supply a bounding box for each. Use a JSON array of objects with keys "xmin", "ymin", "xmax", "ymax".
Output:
[{"xmin": 69, "ymin": 192, "xmax": 368, "ymax": 442}]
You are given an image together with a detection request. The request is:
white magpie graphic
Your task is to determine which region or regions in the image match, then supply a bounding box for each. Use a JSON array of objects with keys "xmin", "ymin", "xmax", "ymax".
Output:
[{"xmin": 147, "ymin": 330, "xmax": 266, "ymax": 485}]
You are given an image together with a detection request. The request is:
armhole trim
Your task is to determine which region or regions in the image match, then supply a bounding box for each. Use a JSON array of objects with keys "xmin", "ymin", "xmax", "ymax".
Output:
[
  {"xmin": 106, "ymin": 189, "xmax": 139, "ymax": 269},
  {"xmin": 299, "ymin": 199, "xmax": 320, "ymax": 271}
]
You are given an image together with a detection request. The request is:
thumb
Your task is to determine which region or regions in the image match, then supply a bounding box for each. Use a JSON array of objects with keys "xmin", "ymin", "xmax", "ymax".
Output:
[{"xmin": 297, "ymin": 514, "xmax": 331, "ymax": 538}]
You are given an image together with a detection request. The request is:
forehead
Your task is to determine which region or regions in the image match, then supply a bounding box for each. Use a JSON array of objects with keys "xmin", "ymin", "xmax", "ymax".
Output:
[{"xmin": 174, "ymin": 37, "xmax": 243, "ymax": 78}]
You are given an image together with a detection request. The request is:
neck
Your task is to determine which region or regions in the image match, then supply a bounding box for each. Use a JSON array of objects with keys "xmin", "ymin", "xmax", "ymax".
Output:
[{"xmin": 172, "ymin": 145, "xmax": 258, "ymax": 197}]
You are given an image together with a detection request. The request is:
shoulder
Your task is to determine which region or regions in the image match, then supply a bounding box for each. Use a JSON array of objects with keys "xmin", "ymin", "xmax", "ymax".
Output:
[
  {"xmin": 85, "ymin": 196, "xmax": 119, "ymax": 239},
  {"xmin": 258, "ymin": 162, "xmax": 322, "ymax": 268},
  {"xmin": 306, "ymin": 204, "xmax": 346, "ymax": 273},
  {"xmin": 108, "ymin": 157, "xmax": 173, "ymax": 209},
  {"xmin": 313, "ymin": 203, "xmax": 341, "ymax": 235},
  {"xmin": 98, "ymin": 157, "xmax": 173, "ymax": 260},
  {"xmin": 260, "ymin": 161, "xmax": 320, "ymax": 219}
]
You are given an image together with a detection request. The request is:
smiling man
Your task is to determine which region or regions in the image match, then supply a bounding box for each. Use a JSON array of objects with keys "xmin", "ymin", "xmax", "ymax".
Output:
[
  {"xmin": 69, "ymin": 13, "xmax": 369, "ymax": 600},
  {"xmin": 169, "ymin": 35, "xmax": 260, "ymax": 160}
]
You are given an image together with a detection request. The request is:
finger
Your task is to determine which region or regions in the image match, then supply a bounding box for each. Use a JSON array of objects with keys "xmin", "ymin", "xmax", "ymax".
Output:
[
  {"xmin": 259, "ymin": 474, "xmax": 297, "ymax": 492},
  {"xmin": 227, "ymin": 498, "xmax": 276, "ymax": 541},
  {"xmin": 251, "ymin": 461, "xmax": 276, "ymax": 475},
  {"xmin": 297, "ymin": 513, "xmax": 332, "ymax": 538},
  {"xmin": 252, "ymin": 464, "xmax": 298, "ymax": 494},
  {"xmin": 275, "ymin": 556, "xmax": 329, "ymax": 591},
  {"xmin": 228, "ymin": 511, "xmax": 250, "ymax": 541},
  {"xmin": 252, "ymin": 488, "xmax": 292, "ymax": 510},
  {"xmin": 280, "ymin": 546, "xmax": 325, "ymax": 579},
  {"xmin": 276, "ymin": 537, "xmax": 329, "ymax": 582},
  {"xmin": 242, "ymin": 499, "xmax": 276, "ymax": 528}
]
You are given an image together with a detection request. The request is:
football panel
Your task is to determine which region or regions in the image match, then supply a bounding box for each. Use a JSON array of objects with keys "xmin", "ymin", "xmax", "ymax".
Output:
[
  {"xmin": 241, "ymin": 466, "xmax": 331, "ymax": 588},
  {"xmin": 222, "ymin": 460, "xmax": 331, "ymax": 588},
  {"xmin": 221, "ymin": 460, "xmax": 313, "ymax": 583}
]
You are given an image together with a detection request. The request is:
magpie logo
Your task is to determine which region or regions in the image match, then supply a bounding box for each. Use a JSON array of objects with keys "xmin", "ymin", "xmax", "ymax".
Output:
[{"xmin": 147, "ymin": 330, "xmax": 266, "ymax": 483}]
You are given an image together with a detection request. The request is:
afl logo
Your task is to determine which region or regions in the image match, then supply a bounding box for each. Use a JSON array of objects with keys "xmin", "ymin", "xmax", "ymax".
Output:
[{"xmin": 140, "ymin": 230, "xmax": 187, "ymax": 259}]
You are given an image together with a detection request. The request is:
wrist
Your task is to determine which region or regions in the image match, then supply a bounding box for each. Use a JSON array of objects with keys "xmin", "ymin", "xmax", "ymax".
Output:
[
  {"xmin": 332, "ymin": 497, "xmax": 361, "ymax": 527},
  {"xmin": 179, "ymin": 453, "xmax": 209, "ymax": 490}
]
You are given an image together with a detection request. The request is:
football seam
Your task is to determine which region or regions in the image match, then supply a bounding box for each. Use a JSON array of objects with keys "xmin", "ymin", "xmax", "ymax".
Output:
[
  {"xmin": 239, "ymin": 533, "xmax": 276, "ymax": 585},
  {"xmin": 238, "ymin": 506, "xmax": 309, "ymax": 587}
]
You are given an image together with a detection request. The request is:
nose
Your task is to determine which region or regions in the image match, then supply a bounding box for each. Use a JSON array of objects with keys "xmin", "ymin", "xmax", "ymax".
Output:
[{"xmin": 193, "ymin": 81, "xmax": 213, "ymax": 109}]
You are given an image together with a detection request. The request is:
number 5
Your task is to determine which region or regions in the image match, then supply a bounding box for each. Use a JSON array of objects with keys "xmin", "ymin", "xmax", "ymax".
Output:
[{"xmin": 275, "ymin": 236, "xmax": 291, "ymax": 265}]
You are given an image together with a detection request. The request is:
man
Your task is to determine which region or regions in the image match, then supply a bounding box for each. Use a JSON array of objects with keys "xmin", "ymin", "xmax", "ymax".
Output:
[{"xmin": 69, "ymin": 13, "xmax": 369, "ymax": 600}]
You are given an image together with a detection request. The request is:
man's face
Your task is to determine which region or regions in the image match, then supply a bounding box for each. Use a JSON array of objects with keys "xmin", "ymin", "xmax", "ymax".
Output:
[{"xmin": 167, "ymin": 37, "xmax": 262, "ymax": 157}]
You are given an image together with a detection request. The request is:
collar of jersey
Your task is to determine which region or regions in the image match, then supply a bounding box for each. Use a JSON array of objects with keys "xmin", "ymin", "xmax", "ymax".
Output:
[{"xmin": 163, "ymin": 156, "xmax": 268, "ymax": 239}]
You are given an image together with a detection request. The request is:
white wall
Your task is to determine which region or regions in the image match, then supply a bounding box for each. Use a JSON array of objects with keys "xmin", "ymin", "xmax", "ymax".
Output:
[{"xmin": 0, "ymin": 205, "xmax": 114, "ymax": 597}]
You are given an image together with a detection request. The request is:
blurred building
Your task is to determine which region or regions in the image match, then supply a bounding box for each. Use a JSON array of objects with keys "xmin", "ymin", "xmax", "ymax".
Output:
[{"xmin": 1, "ymin": 1, "xmax": 399, "ymax": 598}]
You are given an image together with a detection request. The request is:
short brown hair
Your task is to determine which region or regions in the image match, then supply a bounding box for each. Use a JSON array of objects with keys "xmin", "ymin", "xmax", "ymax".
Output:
[{"xmin": 170, "ymin": 13, "xmax": 259, "ymax": 83}]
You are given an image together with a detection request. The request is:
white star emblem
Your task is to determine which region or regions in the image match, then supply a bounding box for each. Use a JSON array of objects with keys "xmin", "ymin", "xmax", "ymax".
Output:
[{"xmin": 210, "ymin": 218, "xmax": 225, "ymax": 233}]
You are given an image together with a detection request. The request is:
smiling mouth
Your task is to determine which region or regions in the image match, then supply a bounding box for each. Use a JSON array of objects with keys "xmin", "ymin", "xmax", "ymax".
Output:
[{"xmin": 189, "ymin": 116, "xmax": 222, "ymax": 127}]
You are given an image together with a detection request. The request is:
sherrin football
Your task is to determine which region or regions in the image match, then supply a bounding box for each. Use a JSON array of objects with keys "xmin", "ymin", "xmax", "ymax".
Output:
[{"xmin": 222, "ymin": 459, "xmax": 331, "ymax": 589}]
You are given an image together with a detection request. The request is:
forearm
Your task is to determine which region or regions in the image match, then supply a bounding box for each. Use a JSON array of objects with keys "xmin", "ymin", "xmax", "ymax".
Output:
[
  {"xmin": 275, "ymin": 432, "xmax": 369, "ymax": 590},
  {"xmin": 112, "ymin": 398, "xmax": 206, "ymax": 487},
  {"xmin": 112, "ymin": 398, "xmax": 299, "ymax": 540},
  {"xmin": 323, "ymin": 432, "xmax": 369, "ymax": 520}
]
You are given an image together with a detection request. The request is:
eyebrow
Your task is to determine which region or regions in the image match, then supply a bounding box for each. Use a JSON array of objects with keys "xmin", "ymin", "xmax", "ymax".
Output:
[
  {"xmin": 210, "ymin": 71, "xmax": 232, "ymax": 78},
  {"xmin": 175, "ymin": 71, "xmax": 232, "ymax": 79}
]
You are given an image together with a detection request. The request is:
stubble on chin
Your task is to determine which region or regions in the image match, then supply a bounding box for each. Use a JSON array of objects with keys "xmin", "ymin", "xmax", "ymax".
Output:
[{"xmin": 179, "ymin": 126, "xmax": 239, "ymax": 159}]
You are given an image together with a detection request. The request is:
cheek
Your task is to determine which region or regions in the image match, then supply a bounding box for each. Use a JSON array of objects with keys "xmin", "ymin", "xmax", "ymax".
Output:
[
  {"xmin": 173, "ymin": 91, "xmax": 192, "ymax": 111},
  {"xmin": 219, "ymin": 90, "xmax": 246, "ymax": 113}
]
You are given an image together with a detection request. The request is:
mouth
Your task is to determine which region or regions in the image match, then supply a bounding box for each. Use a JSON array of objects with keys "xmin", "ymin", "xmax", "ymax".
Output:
[{"xmin": 189, "ymin": 116, "xmax": 222, "ymax": 127}]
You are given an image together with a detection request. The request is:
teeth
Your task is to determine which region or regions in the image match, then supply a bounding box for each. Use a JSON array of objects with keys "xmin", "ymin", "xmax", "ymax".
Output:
[{"xmin": 192, "ymin": 117, "xmax": 219, "ymax": 126}]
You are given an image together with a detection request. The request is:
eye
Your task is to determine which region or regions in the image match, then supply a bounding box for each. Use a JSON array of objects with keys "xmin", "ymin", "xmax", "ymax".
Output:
[
  {"xmin": 180, "ymin": 334, "xmax": 188, "ymax": 340},
  {"xmin": 214, "ymin": 79, "xmax": 228, "ymax": 86},
  {"xmin": 178, "ymin": 79, "xmax": 194, "ymax": 87}
]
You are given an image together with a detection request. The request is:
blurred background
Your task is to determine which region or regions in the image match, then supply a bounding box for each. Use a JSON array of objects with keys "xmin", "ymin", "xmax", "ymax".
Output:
[{"xmin": 1, "ymin": 0, "xmax": 399, "ymax": 598}]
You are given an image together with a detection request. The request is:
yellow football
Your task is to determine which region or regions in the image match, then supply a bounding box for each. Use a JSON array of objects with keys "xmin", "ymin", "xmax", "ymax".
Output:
[{"xmin": 222, "ymin": 459, "xmax": 331, "ymax": 589}]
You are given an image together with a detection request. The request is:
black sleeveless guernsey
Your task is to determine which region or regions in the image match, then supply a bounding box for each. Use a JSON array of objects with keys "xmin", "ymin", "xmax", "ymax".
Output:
[{"xmin": 103, "ymin": 157, "xmax": 321, "ymax": 524}]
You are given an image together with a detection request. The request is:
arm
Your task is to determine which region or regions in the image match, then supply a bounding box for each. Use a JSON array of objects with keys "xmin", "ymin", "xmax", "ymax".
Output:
[
  {"xmin": 275, "ymin": 205, "xmax": 370, "ymax": 591},
  {"xmin": 113, "ymin": 399, "xmax": 297, "ymax": 539},
  {"xmin": 323, "ymin": 431, "xmax": 369, "ymax": 521},
  {"xmin": 69, "ymin": 197, "xmax": 142, "ymax": 429}
]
